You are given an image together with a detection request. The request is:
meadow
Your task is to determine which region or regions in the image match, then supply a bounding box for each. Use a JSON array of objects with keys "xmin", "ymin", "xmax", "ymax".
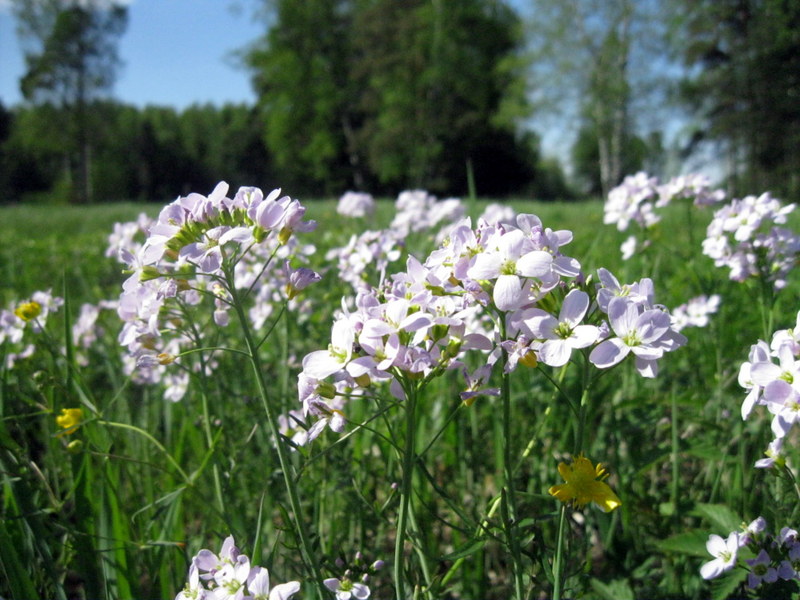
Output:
[{"xmin": 1, "ymin": 180, "xmax": 798, "ymax": 600}]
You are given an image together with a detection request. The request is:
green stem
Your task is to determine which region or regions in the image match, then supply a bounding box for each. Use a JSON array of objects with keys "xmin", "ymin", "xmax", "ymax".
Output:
[
  {"xmin": 225, "ymin": 268, "xmax": 325, "ymax": 599},
  {"xmin": 552, "ymin": 504, "xmax": 568, "ymax": 600},
  {"xmin": 499, "ymin": 318, "xmax": 526, "ymax": 600},
  {"xmin": 395, "ymin": 381, "xmax": 418, "ymax": 600}
]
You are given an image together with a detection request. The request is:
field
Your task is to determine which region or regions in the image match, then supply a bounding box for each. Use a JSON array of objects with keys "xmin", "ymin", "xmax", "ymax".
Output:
[{"xmin": 1, "ymin": 183, "xmax": 798, "ymax": 600}]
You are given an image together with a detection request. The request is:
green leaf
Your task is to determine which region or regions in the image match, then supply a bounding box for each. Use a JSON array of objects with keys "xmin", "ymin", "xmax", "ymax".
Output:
[
  {"xmin": 692, "ymin": 503, "xmax": 743, "ymax": 533},
  {"xmin": 439, "ymin": 539, "xmax": 487, "ymax": 561},
  {"xmin": 655, "ymin": 530, "xmax": 710, "ymax": 557},
  {"xmin": 590, "ymin": 577, "xmax": 635, "ymax": 600},
  {"xmin": 710, "ymin": 568, "xmax": 747, "ymax": 600}
]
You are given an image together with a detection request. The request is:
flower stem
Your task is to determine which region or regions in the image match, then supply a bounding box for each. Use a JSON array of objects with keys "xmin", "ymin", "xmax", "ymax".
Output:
[
  {"xmin": 552, "ymin": 504, "xmax": 568, "ymax": 600},
  {"xmin": 395, "ymin": 381, "xmax": 418, "ymax": 600},
  {"xmin": 497, "ymin": 314, "xmax": 526, "ymax": 599},
  {"xmin": 225, "ymin": 269, "xmax": 325, "ymax": 599}
]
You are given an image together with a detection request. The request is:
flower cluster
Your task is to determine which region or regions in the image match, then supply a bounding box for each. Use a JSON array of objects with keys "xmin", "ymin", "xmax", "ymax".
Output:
[
  {"xmin": 298, "ymin": 212, "xmax": 686, "ymax": 441},
  {"xmin": 0, "ymin": 289, "xmax": 63, "ymax": 368},
  {"xmin": 176, "ymin": 536, "xmax": 301, "ymax": 600},
  {"xmin": 702, "ymin": 192, "xmax": 800, "ymax": 289},
  {"xmin": 670, "ymin": 294, "xmax": 721, "ymax": 332},
  {"xmin": 604, "ymin": 171, "xmax": 726, "ymax": 260},
  {"xmin": 739, "ymin": 311, "xmax": 800, "ymax": 467},
  {"xmin": 323, "ymin": 551, "xmax": 383, "ymax": 600},
  {"xmin": 325, "ymin": 229, "xmax": 403, "ymax": 293},
  {"xmin": 701, "ymin": 517, "xmax": 800, "ymax": 595},
  {"xmin": 114, "ymin": 182, "xmax": 319, "ymax": 400},
  {"xmin": 337, "ymin": 191, "xmax": 375, "ymax": 219},
  {"xmin": 389, "ymin": 189, "xmax": 465, "ymax": 239}
]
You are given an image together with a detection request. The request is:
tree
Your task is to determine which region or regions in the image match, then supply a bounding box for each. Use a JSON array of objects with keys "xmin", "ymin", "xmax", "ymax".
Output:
[
  {"xmin": 12, "ymin": 0, "xmax": 128, "ymax": 203},
  {"xmin": 526, "ymin": 0, "xmax": 668, "ymax": 196},
  {"xmin": 245, "ymin": 0, "xmax": 536, "ymax": 196},
  {"xmin": 246, "ymin": 0, "xmax": 353, "ymax": 195},
  {"xmin": 672, "ymin": 0, "xmax": 800, "ymax": 197}
]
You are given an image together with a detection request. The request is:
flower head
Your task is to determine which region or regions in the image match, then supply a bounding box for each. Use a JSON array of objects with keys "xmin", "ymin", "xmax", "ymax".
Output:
[
  {"xmin": 548, "ymin": 454, "xmax": 621, "ymax": 512},
  {"xmin": 700, "ymin": 532, "xmax": 740, "ymax": 580},
  {"xmin": 323, "ymin": 576, "xmax": 370, "ymax": 600},
  {"xmin": 56, "ymin": 408, "xmax": 84, "ymax": 436},
  {"xmin": 14, "ymin": 300, "xmax": 42, "ymax": 321}
]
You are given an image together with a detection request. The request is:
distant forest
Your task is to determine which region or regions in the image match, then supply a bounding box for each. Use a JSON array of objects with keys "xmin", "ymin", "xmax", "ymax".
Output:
[{"xmin": 0, "ymin": 0, "xmax": 798, "ymax": 203}]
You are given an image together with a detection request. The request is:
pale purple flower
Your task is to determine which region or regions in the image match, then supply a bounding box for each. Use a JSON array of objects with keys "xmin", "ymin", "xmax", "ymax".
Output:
[
  {"xmin": 518, "ymin": 289, "xmax": 599, "ymax": 367},
  {"xmin": 670, "ymin": 294, "xmax": 721, "ymax": 332},
  {"xmin": 755, "ymin": 437, "xmax": 785, "ymax": 469},
  {"xmin": 459, "ymin": 363, "xmax": 500, "ymax": 404},
  {"xmin": 746, "ymin": 549, "xmax": 779, "ymax": 588},
  {"xmin": 175, "ymin": 563, "xmax": 207, "ymax": 600},
  {"xmin": 284, "ymin": 262, "xmax": 322, "ymax": 300},
  {"xmin": 589, "ymin": 296, "xmax": 681, "ymax": 377},
  {"xmin": 337, "ymin": 191, "xmax": 375, "ymax": 218},
  {"xmin": 246, "ymin": 566, "xmax": 301, "ymax": 600},
  {"xmin": 467, "ymin": 228, "xmax": 553, "ymax": 311}
]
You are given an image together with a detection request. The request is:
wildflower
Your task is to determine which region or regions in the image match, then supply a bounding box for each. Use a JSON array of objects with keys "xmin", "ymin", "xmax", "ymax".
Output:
[
  {"xmin": 670, "ymin": 294, "xmax": 721, "ymax": 332},
  {"xmin": 548, "ymin": 454, "xmax": 622, "ymax": 512},
  {"xmin": 589, "ymin": 296, "xmax": 682, "ymax": 377},
  {"xmin": 14, "ymin": 300, "xmax": 41, "ymax": 321},
  {"xmin": 175, "ymin": 563, "xmax": 207, "ymax": 600},
  {"xmin": 247, "ymin": 566, "xmax": 301, "ymax": 600},
  {"xmin": 55, "ymin": 408, "xmax": 83, "ymax": 436},
  {"xmin": 337, "ymin": 191, "xmax": 375, "ymax": 218},
  {"xmin": 700, "ymin": 532, "xmax": 739, "ymax": 580},
  {"xmin": 746, "ymin": 549, "xmax": 779, "ymax": 588},
  {"xmin": 323, "ymin": 576, "xmax": 370, "ymax": 600},
  {"xmin": 284, "ymin": 263, "xmax": 322, "ymax": 300},
  {"xmin": 518, "ymin": 289, "xmax": 600, "ymax": 367}
]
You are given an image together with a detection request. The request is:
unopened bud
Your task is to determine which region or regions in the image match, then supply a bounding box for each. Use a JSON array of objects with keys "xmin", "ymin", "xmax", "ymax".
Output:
[
  {"xmin": 157, "ymin": 352, "xmax": 176, "ymax": 365},
  {"xmin": 519, "ymin": 351, "xmax": 538, "ymax": 369}
]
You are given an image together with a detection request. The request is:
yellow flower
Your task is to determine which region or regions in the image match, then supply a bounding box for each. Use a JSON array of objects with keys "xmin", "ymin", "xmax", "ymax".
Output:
[
  {"xmin": 55, "ymin": 408, "xmax": 83, "ymax": 436},
  {"xmin": 14, "ymin": 300, "xmax": 41, "ymax": 322},
  {"xmin": 548, "ymin": 454, "xmax": 622, "ymax": 512}
]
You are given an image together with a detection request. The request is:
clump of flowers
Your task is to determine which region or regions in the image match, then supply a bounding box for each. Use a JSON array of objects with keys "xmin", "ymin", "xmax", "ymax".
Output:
[
  {"xmin": 670, "ymin": 294, "xmax": 721, "ymax": 332},
  {"xmin": 114, "ymin": 182, "xmax": 320, "ymax": 401},
  {"xmin": 337, "ymin": 191, "xmax": 375, "ymax": 219},
  {"xmin": 604, "ymin": 171, "xmax": 726, "ymax": 260},
  {"xmin": 298, "ymin": 211, "xmax": 686, "ymax": 441},
  {"xmin": 702, "ymin": 192, "xmax": 800, "ymax": 289},
  {"xmin": 175, "ymin": 535, "xmax": 301, "ymax": 600},
  {"xmin": 739, "ymin": 310, "xmax": 800, "ymax": 466},
  {"xmin": 0, "ymin": 290, "xmax": 63, "ymax": 368},
  {"xmin": 323, "ymin": 551, "xmax": 383, "ymax": 600},
  {"xmin": 701, "ymin": 517, "xmax": 800, "ymax": 596}
]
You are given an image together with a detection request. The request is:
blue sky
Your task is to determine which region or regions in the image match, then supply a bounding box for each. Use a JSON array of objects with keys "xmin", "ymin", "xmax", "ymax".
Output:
[{"xmin": 0, "ymin": 0, "xmax": 264, "ymax": 109}]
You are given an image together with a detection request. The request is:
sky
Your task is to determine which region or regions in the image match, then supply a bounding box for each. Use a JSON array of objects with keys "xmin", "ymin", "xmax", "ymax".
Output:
[{"xmin": 0, "ymin": 0, "xmax": 264, "ymax": 109}]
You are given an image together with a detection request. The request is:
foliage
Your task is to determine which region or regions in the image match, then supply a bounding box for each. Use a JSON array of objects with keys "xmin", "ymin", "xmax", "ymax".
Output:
[
  {"xmin": 11, "ymin": 0, "xmax": 128, "ymax": 203},
  {"xmin": 246, "ymin": 0, "xmax": 538, "ymax": 197},
  {"xmin": 672, "ymin": 0, "xmax": 800, "ymax": 198}
]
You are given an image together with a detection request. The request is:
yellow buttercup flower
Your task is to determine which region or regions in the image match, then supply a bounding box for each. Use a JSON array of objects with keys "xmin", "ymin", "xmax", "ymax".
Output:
[
  {"xmin": 55, "ymin": 408, "xmax": 84, "ymax": 436},
  {"xmin": 548, "ymin": 454, "xmax": 622, "ymax": 512},
  {"xmin": 14, "ymin": 300, "xmax": 41, "ymax": 322}
]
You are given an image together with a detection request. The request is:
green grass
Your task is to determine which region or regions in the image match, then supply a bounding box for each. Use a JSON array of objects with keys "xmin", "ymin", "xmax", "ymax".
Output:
[{"xmin": 0, "ymin": 195, "xmax": 797, "ymax": 600}]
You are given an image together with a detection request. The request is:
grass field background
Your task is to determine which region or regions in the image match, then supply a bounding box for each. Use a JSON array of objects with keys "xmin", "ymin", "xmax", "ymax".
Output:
[{"xmin": 1, "ymin": 191, "xmax": 797, "ymax": 600}]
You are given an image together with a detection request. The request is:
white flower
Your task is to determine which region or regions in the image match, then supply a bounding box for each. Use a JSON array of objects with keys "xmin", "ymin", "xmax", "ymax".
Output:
[
  {"xmin": 323, "ymin": 577, "xmax": 370, "ymax": 600},
  {"xmin": 700, "ymin": 532, "xmax": 739, "ymax": 580}
]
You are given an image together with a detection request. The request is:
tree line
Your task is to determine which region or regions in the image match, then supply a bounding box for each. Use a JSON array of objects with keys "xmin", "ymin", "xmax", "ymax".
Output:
[{"xmin": 0, "ymin": 0, "xmax": 797, "ymax": 203}]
